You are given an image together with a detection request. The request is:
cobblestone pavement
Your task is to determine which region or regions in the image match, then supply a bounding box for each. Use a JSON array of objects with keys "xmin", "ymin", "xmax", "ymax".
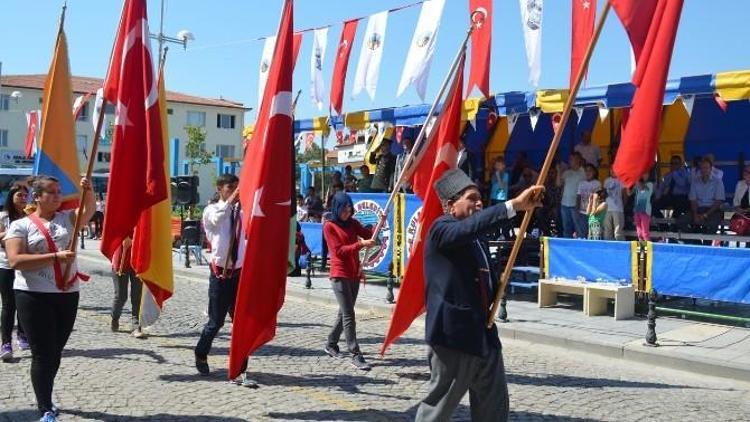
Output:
[{"xmin": 2, "ymin": 257, "xmax": 749, "ymax": 422}]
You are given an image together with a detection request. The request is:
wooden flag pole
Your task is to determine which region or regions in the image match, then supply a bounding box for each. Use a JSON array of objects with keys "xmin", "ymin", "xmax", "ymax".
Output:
[
  {"xmin": 367, "ymin": 9, "xmax": 487, "ymax": 242},
  {"xmin": 487, "ymin": 2, "xmax": 611, "ymax": 328}
]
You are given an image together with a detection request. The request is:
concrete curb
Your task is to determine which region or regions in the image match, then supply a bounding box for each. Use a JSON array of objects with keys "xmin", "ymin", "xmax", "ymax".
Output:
[{"xmin": 77, "ymin": 253, "xmax": 750, "ymax": 382}]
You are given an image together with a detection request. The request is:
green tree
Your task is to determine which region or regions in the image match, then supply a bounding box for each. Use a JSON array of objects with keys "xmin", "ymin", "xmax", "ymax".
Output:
[{"xmin": 184, "ymin": 125, "xmax": 213, "ymax": 175}]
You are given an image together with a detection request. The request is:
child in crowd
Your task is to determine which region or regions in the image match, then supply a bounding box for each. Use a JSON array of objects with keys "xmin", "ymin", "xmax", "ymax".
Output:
[
  {"xmin": 489, "ymin": 156, "xmax": 512, "ymax": 239},
  {"xmin": 586, "ymin": 188, "xmax": 608, "ymax": 240},
  {"xmin": 576, "ymin": 164, "xmax": 601, "ymax": 239},
  {"xmin": 633, "ymin": 174, "xmax": 654, "ymax": 241}
]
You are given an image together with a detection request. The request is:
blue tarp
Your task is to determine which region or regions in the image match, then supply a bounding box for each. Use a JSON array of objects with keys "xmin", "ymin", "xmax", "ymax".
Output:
[
  {"xmin": 650, "ymin": 243, "xmax": 750, "ymax": 304},
  {"xmin": 546, "ymin": 238, "xmax": 633, "ymax": 284}
]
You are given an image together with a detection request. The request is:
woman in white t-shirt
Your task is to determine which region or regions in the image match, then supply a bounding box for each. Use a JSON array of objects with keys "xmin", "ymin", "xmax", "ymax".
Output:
[
  {"xmin": 0, "ymin": 182, "xmax": 30, "ymax": 362},
  {"xmin": 4, "ymin": 175, "xmax": 95, "ymax": 420}
]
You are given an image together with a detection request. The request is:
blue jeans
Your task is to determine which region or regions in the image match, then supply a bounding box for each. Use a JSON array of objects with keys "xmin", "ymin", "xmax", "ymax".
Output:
[
  {"xmin": 560, "ymin": 206, "xmax": 577, "ymax": 238},
  {"xmin": 195, "ymin": 271, "xmax": 239, "ymax": 359},
  {"xmin": 574, "ymin": 212, "xmax": 589, "ymax": 239}
]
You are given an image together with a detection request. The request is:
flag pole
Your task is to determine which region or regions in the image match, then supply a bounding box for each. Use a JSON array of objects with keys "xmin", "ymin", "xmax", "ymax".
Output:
[
  {"xmin": 368, "ymin": 9, "xmax": 487, "ymax": 242},
  {"xmin": 59, "ymin": 0, "xmax": 107, "ymax": 280},
  {"xmin": 487, "ymin": 2, "xmax": 611, "ymax": 328}
]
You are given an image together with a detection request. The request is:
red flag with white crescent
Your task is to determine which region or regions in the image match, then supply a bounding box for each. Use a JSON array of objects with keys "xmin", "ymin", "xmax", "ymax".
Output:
[
  {"xmin": 570, "ymin": 0, "xmax": 596, "ymax": 88},
  {"xmin": 100, "ymin": 0, "xmax": 167, "ymax": 261},
  {"xmin": 230, "ymin": 0, "xmax": 294, "ymax": 379},
  {"xmin": 382, "ymin": 54, "xmax": 466, "ymax": 355},
  {"xmin": 330, "ymin": 19, "xmax": 358, "ymax": 115}
]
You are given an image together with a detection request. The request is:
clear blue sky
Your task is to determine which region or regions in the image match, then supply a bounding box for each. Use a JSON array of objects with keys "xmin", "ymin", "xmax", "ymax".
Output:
[{"xmin": 1, "ymin": 0, "xmax": 748, "ymax": 122}]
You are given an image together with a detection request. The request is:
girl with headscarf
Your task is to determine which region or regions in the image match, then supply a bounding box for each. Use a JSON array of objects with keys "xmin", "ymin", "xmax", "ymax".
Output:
[{"xmin": 321, "ymin": 192, "xmax": 375, "ymax": 371}]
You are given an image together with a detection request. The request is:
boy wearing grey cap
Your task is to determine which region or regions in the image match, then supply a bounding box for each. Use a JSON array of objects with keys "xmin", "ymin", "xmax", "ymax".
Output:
[{"xmin": 415, "ymin": 169, "xmax": 543, "ymax": 422}]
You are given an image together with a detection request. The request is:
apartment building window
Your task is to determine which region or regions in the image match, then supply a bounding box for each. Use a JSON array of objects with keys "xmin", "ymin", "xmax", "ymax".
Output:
[
  {"xmin": 97, "ymin": 152, "xmax": 111, "ymax": 163},
  {"xmin": 0, "ymin": 130, "xmax": 8, "ymax": 147},
  {"xmin": 76, "ymin": 135, "xmax": 88, "ymax": 153},
  {"xmin": 76, "ymin": 102, "xmax": 89, "ymax": 121},
  {"xmin": 167, "ymin": 108, "xmax": 174, "ymax": 115},
  {"xmin": 216, "ymin": 113, "xmax": 236, "ymax": 129},
  {"xmin": 186, "ymin": 110, "xmax": 206, "ymax": 127},
  {"xmin": 0, "ymin": 95, "xmax": 9, "ymax": 111},
  {"xmin": 104, "ymin": 103, "xmax": 116, "ymax": 114},
  {"xmin": 215, "ymin": 144, "xmax": 236, "ymax": 158}
]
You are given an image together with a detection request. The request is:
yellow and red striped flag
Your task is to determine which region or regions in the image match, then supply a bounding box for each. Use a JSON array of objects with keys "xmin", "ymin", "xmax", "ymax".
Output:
[{"xmin": 133, "ymin": 59, "xmax": 174, "ymax": 327}]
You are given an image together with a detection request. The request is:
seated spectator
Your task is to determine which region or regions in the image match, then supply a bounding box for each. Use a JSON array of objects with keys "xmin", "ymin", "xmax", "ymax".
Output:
[
  {"xmin": 574, "ymin": 131, "xmax": 602, "ymax": 167},
  {"xmin": 576, "ymin": 164, "xmax": 601, "ymax": 239},
  {"xmin": 343, "ymin": 165, "xmax": 357, "ymax": 184},
  {"xmin": 678, "ymin": 158, "xmax": 726, "ymax": 239},
  {"xmin": 536, "ymin": 165, "xmax": 561, "ymax": 237},
  {"xmin": 344, "ymin": 175, "xmax": 358, "ymax": 193},
  {"xmin": 655, "ymin": 155, "xmax": 691, "ymax": 218},
  {"xmin": 326, "ymin": 183, "xmax": 344, "ymax": 210},
  {"xmin": 304, "ymin": 187, "xmax": 324, "ymax": 222},
  {"xmin": 296, "ymin": 193, "xmax": 308, "ymax": 222},
  {"xmin": 510, "ymin": 167, "xmax": 538, "ymax": 198},
  {"xmin": 691, "ymin": 153, "xmax": 723, "ymax": 183},
  {"xmin": 733, "ymin": 165, "xmax": 750, "ymax": 214},
  {"xmin": 357, "ymin": 165, "xmax": 374, "ymax": 193},
  {"xmin": 368, "ymin": 140, "xmax": 396, "ymax": 193}
]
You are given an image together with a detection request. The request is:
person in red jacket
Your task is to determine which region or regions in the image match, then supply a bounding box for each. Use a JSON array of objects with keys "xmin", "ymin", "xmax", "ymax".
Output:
[{"xmin": 322, "ymin": 192, "xmax": 376, "ymax": 371}]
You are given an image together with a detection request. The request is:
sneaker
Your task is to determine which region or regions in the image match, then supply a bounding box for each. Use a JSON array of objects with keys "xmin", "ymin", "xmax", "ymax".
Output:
[
  {"xmin": 111, "ymin": 319, "xmax": 119, "ymax": 332},
  {"xmin": 351, "ymin": 354, "xmax": 371, "ymax": 371},
  {"xmin": 39, "ymin": 411, "xmax": 57, "ymax": 422},
  {"xmin": 195, "ymin": 356, "xmax": 210, "ymax": 376},
  {"xmin": 51, "ymin": 405, "xmax": 60, "ymax": 417},
  {"xmin": 131, "ymin": 327, "xmax": 146, "ymax": 339},
  {"xmin": 17, "ymin": 334, "xmax": 29, "ymax": 351},
  {"xmin": 231, "ymin": 372, "xmax": 259, "ymax": 389},
  {"xmin": 324, "ymin": 344, "xmax": 341, "ymax": 358},
  {"xmin": 0, "ymin": 343, "xmax": 12, "ymax": 362}
]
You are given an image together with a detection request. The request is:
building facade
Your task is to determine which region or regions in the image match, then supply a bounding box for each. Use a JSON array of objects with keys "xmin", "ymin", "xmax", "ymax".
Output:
[{"xmin": 0, "ymin": 75, "xmax": 247, "ymax": 204}]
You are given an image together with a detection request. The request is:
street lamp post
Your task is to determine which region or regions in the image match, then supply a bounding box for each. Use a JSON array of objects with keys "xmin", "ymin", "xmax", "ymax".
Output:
[{"xmin": 149, "ymin": 0, "xmax": 194, "ymax": 68}]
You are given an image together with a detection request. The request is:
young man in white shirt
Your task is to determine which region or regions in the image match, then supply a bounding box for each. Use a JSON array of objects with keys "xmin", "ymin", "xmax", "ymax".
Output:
[
  {"xmin": 556, "ymin": 153, "xmax": 586, "ymax": 238},
  {"xmin": 194, "ymin": 174, "xmax": 255, "ymax": 387}
]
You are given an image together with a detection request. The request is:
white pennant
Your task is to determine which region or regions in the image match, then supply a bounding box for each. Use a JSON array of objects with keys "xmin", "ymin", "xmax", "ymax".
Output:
[
  {"xmin": 597, "ymin": 104, "xmax": 609, "ymax": 122},
  {"xmin": 507, "ymin": 114, "xmax": 519, "ymax": 135},
  {"xmin": 529, "ymin": 109, "xmax": 540, "ymax": 131},
  {"xmin": 258, "ymin": 36, "xmax": 277, "ymax": 110},
  {"xmin": 573, "ymin": 106, "xmax": 584, "ymax": 124},
  {"xmin": 681, "ymin": 95, "xmax": 695, "ymax": 117},
  {"xmin": 310, "ymin": 28, "xmax": 328, "ymax": 111},
  {"xmin": 519, "ymin": 0, "xmax": 543, "ymax": 87},
  {"xmin": 352, "ymin": 11, "xmax": 389, "ymax": 101},
  {"xmin": 397, "ymin": 0, "xmax": 445, "ymax": 101},
  {"xmin": 92, "ymin": 88, "xmax": 104, "ymax": 130}
]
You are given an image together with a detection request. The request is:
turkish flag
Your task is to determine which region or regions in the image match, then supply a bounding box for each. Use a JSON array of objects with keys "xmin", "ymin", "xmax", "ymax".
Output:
[
  {"xmin": 24, "ymin": 110, "xmax": 39, "ymax": 159},
  {"xmin": 229, "ymin": 0, "xmax": 294, "ymax": 379},
  {"xmin": 330, "ymin": 19, "xmax": 358, "ymax": 115},
  {"xmin": 612, "ymin": 0, "xmax": 684, "ymax": 187},
  {"xmin": 468, "ymin": 0, "xmax": 492, "ymax": 97},
  {"xmin": 100, "ymin": 0, "xmax": 167, "ymax": 261},
  {"xmin": 381, "ymin": 54, "xmax": 466, "ymax": 355},
  {"xmin": 570, "ymin": 0, "xmax": 596, "ymax": 88}
]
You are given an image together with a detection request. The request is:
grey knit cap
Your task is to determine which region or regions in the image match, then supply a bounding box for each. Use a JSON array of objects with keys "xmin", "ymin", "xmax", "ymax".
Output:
[{"xmin": 434, "ymin": 169, "xmax": 477, "ymax": 202}]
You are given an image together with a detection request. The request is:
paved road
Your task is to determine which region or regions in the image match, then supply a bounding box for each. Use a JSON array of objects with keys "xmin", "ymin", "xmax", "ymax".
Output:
[{"xmin": 2, "ymin": 257, "xmax": 749, "ymax": 421}]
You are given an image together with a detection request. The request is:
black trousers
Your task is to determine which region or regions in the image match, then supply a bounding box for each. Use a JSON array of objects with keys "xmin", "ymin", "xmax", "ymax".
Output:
[
  {"xmin": 15, "ymin": 290, "xmax": 79, "ymax": 414},
  {"xmin": 327, "ymin": 278, "xmax": 361, "ymax": 355},
  {"xmin": 0, "ymin": 268, "xmax": 24, "ymax": 344},
  {"xmin": 195, "ymin": 271, "xmax": 239, "ymax": 359},
  {"xmin": 111, "ymin": 269, "xmax": 142, "ymax": 325}
]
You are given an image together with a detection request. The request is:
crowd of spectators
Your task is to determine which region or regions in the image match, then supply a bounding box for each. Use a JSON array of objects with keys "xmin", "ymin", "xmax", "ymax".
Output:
[{"xmin": 295, "ymin": 131, "xmax": 750, "ymax": 246}]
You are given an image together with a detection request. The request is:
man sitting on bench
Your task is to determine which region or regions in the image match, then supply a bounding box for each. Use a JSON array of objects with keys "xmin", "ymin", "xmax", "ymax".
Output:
[{"xmin": 677, "ymin": 158, "xmax": 725, "ymax": 244}]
